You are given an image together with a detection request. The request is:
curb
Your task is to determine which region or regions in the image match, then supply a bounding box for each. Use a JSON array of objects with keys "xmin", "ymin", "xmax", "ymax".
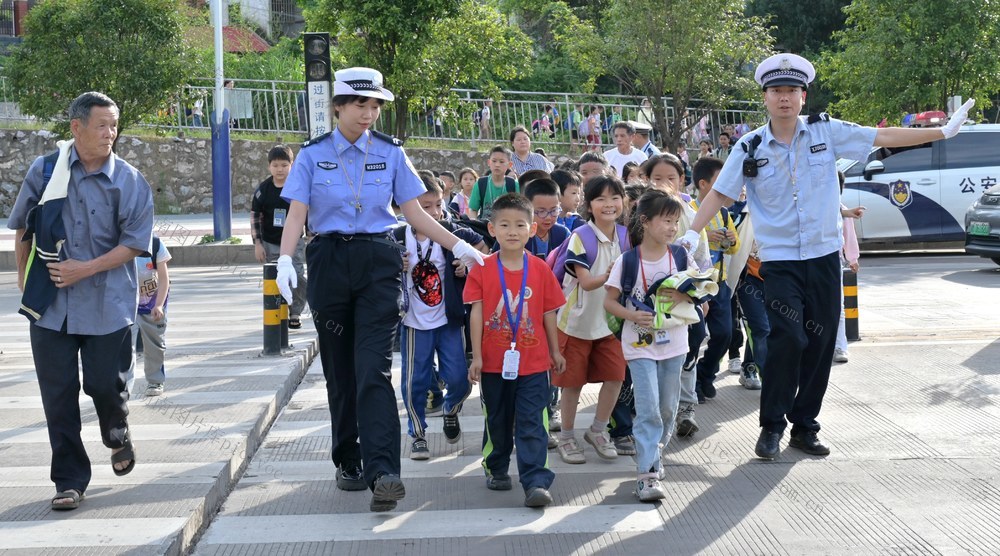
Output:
[
  {"xmin": 159, "ymin": 338, "xmax": 318, "ymax": 556},
  {"xmin": 0, "ymin": 244, "xmax": 258, "ymax": 271}
]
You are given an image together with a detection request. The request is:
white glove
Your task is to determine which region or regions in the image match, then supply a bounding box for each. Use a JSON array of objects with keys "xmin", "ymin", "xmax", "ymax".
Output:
[
  {"xmin": 276, "ymin": 255, "xmax": 296, "ymax": 305},
  {"xmin": 680, "ymin": 229, "xmax": 701, "ymax": 253},
  {"xmin": 941, "ymin": 98, "xmax": 975, "ymax": 139},
  {"xmin": 452, "ymin": 239, "xmax": 485, "ymax": 269}
]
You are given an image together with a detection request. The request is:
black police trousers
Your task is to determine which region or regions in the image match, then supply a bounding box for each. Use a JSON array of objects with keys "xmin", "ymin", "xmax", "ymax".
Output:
[
  {"xmin": 307, "ymin": 235, "xmax": 403, "ymax": 489},
  {"xmin": 30, "ymin": 322, "xmax": 133, "ymax": 494},
  {"xmin": 758, "ymin": 251, "xmax": 840, "ymax": 435}
]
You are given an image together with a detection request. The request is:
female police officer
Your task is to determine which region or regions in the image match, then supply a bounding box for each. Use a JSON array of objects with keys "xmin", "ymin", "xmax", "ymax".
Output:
[
  {"xmin": 682, "ymin": 53, "xmax": 974, "ymax": 462},
  {"xmin": 276, "ymin": 67, "xmax": 484, "ymax": 512}
]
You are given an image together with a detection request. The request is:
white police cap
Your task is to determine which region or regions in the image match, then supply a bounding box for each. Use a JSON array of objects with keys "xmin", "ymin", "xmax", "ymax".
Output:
[
  {"xmin": 631, "ymin": 120, "xmax": 652, "ymax": 133},
  {"xmin": 754, "ymin": 53, "xmax": 815, "ymax": 89},
  {"xmin": 333, "ymin": 67, "xmax": 394, "ymax": 102}
]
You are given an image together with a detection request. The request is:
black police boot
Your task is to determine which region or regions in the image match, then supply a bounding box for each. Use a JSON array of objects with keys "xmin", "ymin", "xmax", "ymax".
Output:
[
  {"xmin": 755, "ymin": 429, "xmax": 782, "ymax": 460},
  {"xmin": 788, "ymin": 430, "xmax": 831, "ymax": 456}
]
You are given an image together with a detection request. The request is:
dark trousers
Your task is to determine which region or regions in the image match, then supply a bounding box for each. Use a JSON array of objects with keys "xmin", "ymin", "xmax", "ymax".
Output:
[
  {"xmin": 30, "ymin": 323, "xmax": 132, "ymax": 494},
  {"xmin": 759, "ymin": 252, "xmax": 840, "ymax": 434},
  {"xmin": 735, "ymin": 274, "xmax": 770, "ymax": 371},
  {"xmin": 307, "ymin": 236, "xmax": 402, "ymax": 489},
  {"xmin": 695, "ymin": 281, "xmax": 733, "ymax": 385},
  {"xmin": 609, "ymin": 364, "xmax": 634, "ymax": 437},
  {"xmin": 480, "ymin": 371, "xmax": 554, "ymax": 493},
  {"xmin": 728, "ymin": 293, "xmax": 744, "ymax": 360}
]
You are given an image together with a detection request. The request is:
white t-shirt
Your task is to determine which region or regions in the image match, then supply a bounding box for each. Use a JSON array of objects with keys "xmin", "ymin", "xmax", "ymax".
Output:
[
  {"xmin": 402, "ymin": 227, "xmax": 448, "ymax": 330},
  {"xmin": 137, "ymin": 239, "xmax": 172, "ymax": 314},
  {"xmin": 606, "ymin": 248, "xmax": 689, "ymax": 361},
  {"xmin": 603, "ymin": 147, "xmax": 648, "ymax": 178}
]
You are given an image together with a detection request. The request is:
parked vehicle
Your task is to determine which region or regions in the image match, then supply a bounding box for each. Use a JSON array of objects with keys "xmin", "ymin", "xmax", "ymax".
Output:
[
  {"xmin": 964, "ymin": 183, "xmax": 1000, "ymax": 266},
  {"xmin": 837, "ymin": 124, "xmax": 1000, "ymax": 245}
]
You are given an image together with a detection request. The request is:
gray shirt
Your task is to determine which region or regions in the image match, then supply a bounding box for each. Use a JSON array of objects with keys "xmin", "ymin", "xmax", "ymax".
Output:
[{"xmin": 8, "ymin": 147, "xmax": 154, "ymax": 335}]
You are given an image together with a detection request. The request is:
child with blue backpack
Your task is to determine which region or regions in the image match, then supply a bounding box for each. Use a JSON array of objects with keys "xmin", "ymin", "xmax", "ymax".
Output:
[
  {"xmin": 604, "ymin": 189, "xmax": 693, "ymax": 502},
  {"xmin": 551, "ymin": 175, "xmax": 630, "ymax": 464}
]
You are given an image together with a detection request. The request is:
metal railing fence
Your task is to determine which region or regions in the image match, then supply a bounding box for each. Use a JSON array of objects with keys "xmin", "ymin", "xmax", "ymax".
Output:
[{"xmin": 0, "ymin": 74, "xmax": 767, "ymax": 150}]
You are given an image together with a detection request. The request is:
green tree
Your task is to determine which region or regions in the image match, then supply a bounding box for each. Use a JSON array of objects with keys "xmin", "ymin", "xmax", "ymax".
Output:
[
  {"xmin": 603, "ymin": 0, "xmax": 773, "ymax": 151},
  {"xmin": 499, "ymin": 1, "xmax": 604, "ymax": 93},
  {"xmin": 746, "ymin": 0, "xmax": 849, "ymax": 112},
  {"xmin": 819, "ymin": 0, "xmax": 999, "ymax": 124},
  {"xmin": 746, "ymin": 0, "xmax": 849, "ymax": 54},
  {"xmin": 305, "ymin": 0, "xmax": 532, "ymax": 138},
  {"xmin": 3, "ymin": 0, "xmax": 190, "ymax": 136}
]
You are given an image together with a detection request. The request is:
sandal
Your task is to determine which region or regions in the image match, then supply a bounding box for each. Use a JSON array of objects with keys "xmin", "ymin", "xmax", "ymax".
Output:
[
  {"xmin": 51, "ymin": 489, "xmax": 83, "ymax": 511},
  {"xmin": 112, "ymin": 438, "xmax": 136, "ymax": 477},
  {"xmin": 288, "ymin": 317, "xmax": 301, "ymax": 329}
]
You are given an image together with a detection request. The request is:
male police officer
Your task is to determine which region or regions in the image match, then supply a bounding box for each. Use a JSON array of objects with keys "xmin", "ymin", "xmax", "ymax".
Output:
[
  {"xmin": 683, "ymin": 53, "xmax": 974, "ymax": 460},
  {"xmin": 631, "ymin": 121, "xmax": 662, "ymax": 158}
]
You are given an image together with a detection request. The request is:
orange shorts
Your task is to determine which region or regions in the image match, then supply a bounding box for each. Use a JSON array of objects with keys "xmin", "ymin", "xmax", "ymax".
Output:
[{"xmin": 553, "ymin": 331, "xmax": 626, "ymax": 388}]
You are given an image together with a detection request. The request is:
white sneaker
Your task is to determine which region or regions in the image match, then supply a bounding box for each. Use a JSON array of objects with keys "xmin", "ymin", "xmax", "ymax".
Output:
[
  {"xmin": 584, "ymin": 429, "xmax": 619, "ymax": 460},
  {"xmin": 636, "ymin": 475, "xmax": 666, "ymax": 502},
  {"xmin": 557, "ymin": 436, "xmax": 586, "ymax": 464},
  {"xmin": 739, "ymin": 364, "xmax": 762, "ymax": 390},
  {"xmin": 833, "ymin": 349, "xmax": 849, "ymax": 363},
  {"xmin": 727, "ymin": 357, "xmax": 742, "ymax": 374},
  {"xmin": 549, "ymin": 409, "xmax": 562, "ymax": 432}
]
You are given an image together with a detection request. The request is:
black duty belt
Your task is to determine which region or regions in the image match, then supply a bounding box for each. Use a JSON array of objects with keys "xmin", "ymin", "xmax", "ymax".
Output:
[{"xmin": 317, "ymin": 232, "xmax": 405, "ymax": 252}]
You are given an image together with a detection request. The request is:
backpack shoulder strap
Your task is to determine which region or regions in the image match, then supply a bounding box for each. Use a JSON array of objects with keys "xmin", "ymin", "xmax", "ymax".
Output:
[
  {"xmin": 41, "ymin": 150, "xmax": 59, "ymax": 188},
  {"xmin": 506, "ymin": 177, "xmax": 517, "ymax": 194},
  {"xmin": 476, "ymin": 177, "xmax": 488, "ymax": 203},
  {"xmin": 619, "ymin": 248, "xmax": 639, "ymax": 300},
  {"xmin": 575, "ymin": 224, "xmax": 599, "ymax": 266},
  {"xmin": 669, "ymin": 244, "xmax": 688, "ymax": 272},
  {"xmin": 615, "ymin": 224, "xmax": 631, "ymax": 252},
  {"xmin": 150, "ymin": 236, "xmax": 162, "ymax": 269}
]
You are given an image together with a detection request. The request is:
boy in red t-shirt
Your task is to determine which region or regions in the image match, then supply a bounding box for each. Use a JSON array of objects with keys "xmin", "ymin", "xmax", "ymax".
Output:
[{"xmin": 465, "ymin": 193, "xmax": 566, "ymax": 508}]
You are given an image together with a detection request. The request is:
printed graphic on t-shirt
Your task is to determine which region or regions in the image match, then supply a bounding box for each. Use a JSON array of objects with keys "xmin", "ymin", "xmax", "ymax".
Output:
[
  {"xmin": 486, "ymin": 286, "xmax": 539, "ymax": 348},
  {"xmin": 412, "ymin": 258, "xmax": 443, "ymax": 306},
  {"xmin": 627, "ymin": 268, "xmax": 668, "ymax": 350}
]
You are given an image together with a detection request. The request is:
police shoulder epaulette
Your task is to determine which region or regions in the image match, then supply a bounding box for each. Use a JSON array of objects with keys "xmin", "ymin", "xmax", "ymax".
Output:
[
  {"xmin": 302, "ymin": 132, "xmax": 331, "ymax": 148},
  {"xmin": 371, "ymin": 129, "xmax": 405, "ymax": 147},
  {"xmin": 807, "ymin": 112, "xmax": 830, "ymax": 125}
]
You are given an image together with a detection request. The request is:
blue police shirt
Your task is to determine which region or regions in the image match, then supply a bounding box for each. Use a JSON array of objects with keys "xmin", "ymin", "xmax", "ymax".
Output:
[
  {"xmin": 8, "ymin": 148, "xmax": 154, "ymax": 335},
  {"xmin": 281, "ymin": 128, "xmax": 426, "ymax": 234},
  {"xmin": 710, "ymin": 116, "xmax": 876, "ymax": 262},
  {"xmin": 642, "ymin": 141, "xmax": 662, "ymax": 158}
]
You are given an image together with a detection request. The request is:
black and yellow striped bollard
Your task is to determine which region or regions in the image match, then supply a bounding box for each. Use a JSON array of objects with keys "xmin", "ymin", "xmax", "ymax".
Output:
[
  {"xmin": 263, "ymin": 263, "xmax": 282, "ymax": 355},
  {"xmin": 843, "ymin": 269, "xmax": 859, "ymax": 341}
]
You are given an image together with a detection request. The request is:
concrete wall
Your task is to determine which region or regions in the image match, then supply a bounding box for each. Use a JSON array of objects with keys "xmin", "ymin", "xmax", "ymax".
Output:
[{"xmin": 0, "ymin": 129, "xmax": 571, "ymax": 218}]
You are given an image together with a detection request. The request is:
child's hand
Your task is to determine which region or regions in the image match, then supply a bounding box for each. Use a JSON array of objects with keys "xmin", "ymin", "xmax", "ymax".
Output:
[
  {"xmin": 151, "ymin": 306, "xmax": 165, "ymax": 322},
  {"xmin": 254, "ymin": 243, "xmax": 266, "ymax": 263},
  {"xmin": 849, "ymin": 261, "xmax": 859, "ymax": 273},
  {"xmin": 550, "ymin": 350, "xmax": 566, "ymax": 374},
  {"xmin": 453, "ymin": 259, "xmax": 467, "ymax": 278},
  {"xmin": 468, "ymin": 357, "xmax": 482, "ymax": 384},
  {"xmin": 401, "ymin": 252, "xmax": 410, "ymax": 273},
  {"xmin": 707, "ymin": 229, "xmax": 726, "ymax": 243},
  {"xmin": 661, "ymin": 287, "xmax": 693, "ymax": 305},
  {"xmin": 630, "ymin": 309, "xmax": 654, "ymax": 328}
]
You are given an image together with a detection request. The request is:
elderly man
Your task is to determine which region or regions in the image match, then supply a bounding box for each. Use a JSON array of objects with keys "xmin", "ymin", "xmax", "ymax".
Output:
[{"xmin": 9, "ymin": 91, "xmax": 154, "ymax": 511}]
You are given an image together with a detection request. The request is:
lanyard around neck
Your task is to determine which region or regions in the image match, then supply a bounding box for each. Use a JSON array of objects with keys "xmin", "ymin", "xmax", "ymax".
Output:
[{"xmin": 497, "ymin": 254, "xmax": 529, "ymax": 350}]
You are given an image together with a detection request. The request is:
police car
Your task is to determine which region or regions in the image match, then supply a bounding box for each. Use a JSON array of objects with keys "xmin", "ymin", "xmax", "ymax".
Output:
[{"xmin": 837, "ymin": 124, "xmax": 1000, "ymax": 246}]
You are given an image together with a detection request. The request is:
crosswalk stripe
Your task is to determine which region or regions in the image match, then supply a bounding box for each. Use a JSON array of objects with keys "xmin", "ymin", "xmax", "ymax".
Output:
[
  {"xmin": 198, "ymin": 506, "xmax": 663, "ymax": 544},
  {"xmin": 0, "ymin": 462, "xmax": 226, "ymax": 487},
  {"xmin": 0, "ymin": 391, "xmax": 278, "ymax": 409},
  {"xmin": 0, "ymin": 518, "xmax": 188, "ymax": 549},
  {"xmin": 239, "ymin": 456, "xmax": 636, "ymax": 483},
  {"xmin": 0, "ymin": 422, "xmax": 250, "ymax": 444}
]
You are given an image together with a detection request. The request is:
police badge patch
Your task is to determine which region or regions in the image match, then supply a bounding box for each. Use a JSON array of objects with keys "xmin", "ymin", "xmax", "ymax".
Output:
[
  {"xmin": 889, "ymin": 179, "xmax": 912, "ymax": 209},
  {"xmin": 317, "ymin": 161, "xmax": 338, "ymax": 170}
]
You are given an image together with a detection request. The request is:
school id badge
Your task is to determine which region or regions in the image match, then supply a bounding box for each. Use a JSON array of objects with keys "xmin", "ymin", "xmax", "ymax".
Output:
[
  {"xmin": 655, "ymin": 329, "xmax": 670, "ymax": 345},
  {"xmin": 502, "ymin": 344, "xmax": 520, "ymax": 380},
  {"xmin": 273, "ymin": 208, "xmax": 286, "ymax": 228}
]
